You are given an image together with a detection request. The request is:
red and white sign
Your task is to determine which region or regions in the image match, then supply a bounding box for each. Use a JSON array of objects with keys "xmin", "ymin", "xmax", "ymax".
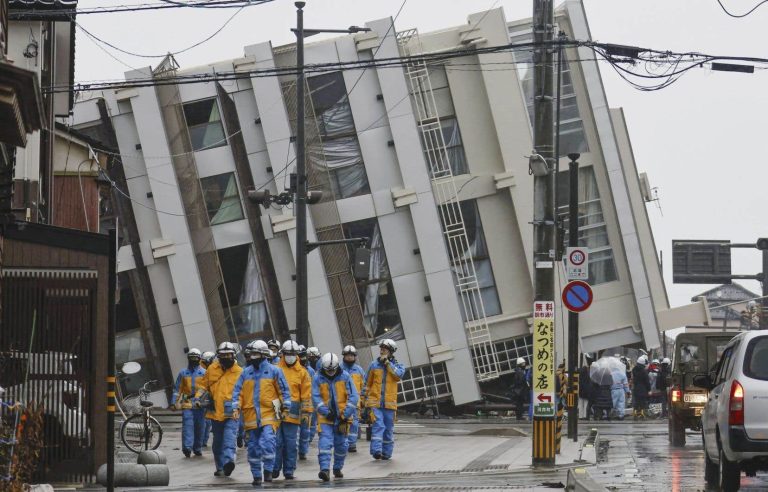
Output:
[{"xmin": 565, "ymin": 247, "xmax": 589, "ymax": 280}]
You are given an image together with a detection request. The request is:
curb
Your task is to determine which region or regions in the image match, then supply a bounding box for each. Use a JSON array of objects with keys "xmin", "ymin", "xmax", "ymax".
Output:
[{"xmin": 567, "ymin": 467, "xmax": 609, "ymax": 491}]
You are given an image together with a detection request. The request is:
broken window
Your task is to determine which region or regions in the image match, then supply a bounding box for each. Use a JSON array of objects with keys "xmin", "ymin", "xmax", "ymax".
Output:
[
  {"xmin": 200, "ymin": 172, "xmax": 244, "ymax": 225},
  {"xmin": 342, "ymin": 218, "xmax": 403, "ymax": 341},
  {"xmin": 440, "ymin": 200, "xmax": 502, "ymax": 321},
  {"xmin": 217, "ymin": 244, "xmax": 270, "ymax": 339},
  {"xmin": 183, "ymin": 98, "xmax": 227, "ymax": 151},
  {"xmin": 556, "ymin": 166, "xmax": 618, "ymax": 285},
  {"xmin": 307, "ymin": 72, "xmax": 370, "ymax": 199}
]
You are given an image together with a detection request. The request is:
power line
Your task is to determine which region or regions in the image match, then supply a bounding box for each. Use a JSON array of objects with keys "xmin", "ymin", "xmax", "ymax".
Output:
[
  {"xmin": 9, "ymin": 0, "xmax": 271, "ymax": 17},
  {"xmin": 715, "ymin": 0, "xmax": 768, "ymax": 17},
  {"xmin": 73, "ymin": 5, "xmax": 249, "ymax": 59}
]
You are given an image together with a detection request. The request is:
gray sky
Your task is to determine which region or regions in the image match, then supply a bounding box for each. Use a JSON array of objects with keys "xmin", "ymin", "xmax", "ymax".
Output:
[{"xmin": 74, "ymin": 0, "xmax": 767, "ymax": 308}]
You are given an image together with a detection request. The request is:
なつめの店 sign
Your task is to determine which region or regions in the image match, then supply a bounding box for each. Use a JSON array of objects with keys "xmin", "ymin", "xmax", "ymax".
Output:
[{"xmin": 532, "ymin": 301, "xmax": 555, "ymax": 418}]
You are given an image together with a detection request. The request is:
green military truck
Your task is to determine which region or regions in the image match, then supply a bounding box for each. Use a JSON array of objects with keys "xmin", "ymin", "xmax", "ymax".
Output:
[{"xmin": 668, "ymin": 332, "xmax": 735, "ymax": 446}]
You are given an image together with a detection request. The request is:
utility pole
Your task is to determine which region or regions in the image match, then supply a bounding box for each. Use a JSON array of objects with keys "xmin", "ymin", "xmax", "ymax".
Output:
[
  {"xmin": 759, "ymin": 238, "xmax": 768, "ymax": 330},
  {"xmin": 532, "ymin": 0, "xmax": 557, "ymax": 468},
  {"xmin": 567, "ymin": 153, "xmax": 579, "ymax": 442},
  {"xmin": 294, "ymin": 1, "xmax": 309, "ymax": 346}
]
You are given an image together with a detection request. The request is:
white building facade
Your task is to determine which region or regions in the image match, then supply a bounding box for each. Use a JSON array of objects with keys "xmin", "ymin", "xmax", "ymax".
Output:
[{"xmin": 73, "ymin": 0, "xmax": 668, "ymax": 406}]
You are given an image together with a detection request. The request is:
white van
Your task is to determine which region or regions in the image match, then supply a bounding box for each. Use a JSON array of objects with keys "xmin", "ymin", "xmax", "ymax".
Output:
[{"xmin": 698, "ymin": 330, "xmax": 768, "ymax": 491}]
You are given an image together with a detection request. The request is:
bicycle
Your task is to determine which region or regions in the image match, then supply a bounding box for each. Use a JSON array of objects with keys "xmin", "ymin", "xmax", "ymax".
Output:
[{"xmin": 119, "ymin": 380, "xmax": 163, "ymax": 453}]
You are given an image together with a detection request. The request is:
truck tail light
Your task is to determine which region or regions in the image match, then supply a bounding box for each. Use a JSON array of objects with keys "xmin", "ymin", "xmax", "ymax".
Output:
[
  {"xmin": 671, "ymin": 388, "xmax": 682, "ymax": 403},
  {"xmin": 729, "ymin": 380, "xmax": 744, "ymax": 426}
]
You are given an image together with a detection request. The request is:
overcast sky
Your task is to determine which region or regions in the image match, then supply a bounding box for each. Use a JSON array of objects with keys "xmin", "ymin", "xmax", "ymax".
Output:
[{"xmin": 74, "ymin": 0, "xmax": 766, "ymax": 308}]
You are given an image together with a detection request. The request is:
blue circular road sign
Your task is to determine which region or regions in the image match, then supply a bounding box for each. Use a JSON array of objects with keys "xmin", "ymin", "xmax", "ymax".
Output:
[{"xmin": 562, "ymin": 280, "xmax": 593, "ymax": 313}]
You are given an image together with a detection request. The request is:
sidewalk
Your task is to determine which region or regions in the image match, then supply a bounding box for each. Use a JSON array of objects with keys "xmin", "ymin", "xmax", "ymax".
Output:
[{"xmin": 113, "ymin": 417, "xmax": 594, "ymax": 491}]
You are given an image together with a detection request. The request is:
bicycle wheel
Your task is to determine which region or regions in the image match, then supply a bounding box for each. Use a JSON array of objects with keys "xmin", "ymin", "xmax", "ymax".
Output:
[{"xmin": 120, "ymin": 414, "xmax": 163, "ymax": 453}]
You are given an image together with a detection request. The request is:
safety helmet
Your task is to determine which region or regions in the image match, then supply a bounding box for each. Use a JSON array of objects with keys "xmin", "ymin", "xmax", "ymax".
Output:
[
  {"xmin": 379, "ymin": 339, "xmax": 397, "ymax": 353},
  {"xmin": 516, "ymin": 357, "xmax": 526, "ymax": 366},
  {"xmin": 584, "ymin": 353, "xmax": 594, "ymax": 361},
  {"xmin": 636, "ymin": 355, "xmax": 648, "ymax": 366},
  {"xmin": 307, "ymin": 347, "xmax": 321, "ymax": 359},
  {"xmin": 320, "ymin": 353, "xmax": 340, "ymax": 374},
  {"xmin": 250, "ymin": 340, "xmax": 271, "ymax": 356},
  {"xmin": 298, "ymin": 345, "xmax": 307, "ymax": 357},
  {"xmin": 661, "ymin": 357, "xmax": 671, "ymax": 365},
  {"xmin": 267, "ymin": 339, "xmax": 280, "ymax": 350},
  {"xmin": 282, "ymin": 340, "xmax": 300, "ymax": 355},
  {"xmin": 187, "ymin": 348, "xmax": 202, "ymax": 359},
  {"xmin": 202, "ymin": 351, "xmax": 216, "ymax": 365},
  {"xmin": 652, "ymin": 358, "xmax": 659, "ymax": 365},
  {"xmin": 342, "ymin": 345, "xmax": 357, "ymax": 356},
  {"xmin": 217, "ymin": 341, "xmax": 237, "ymax": 356}
]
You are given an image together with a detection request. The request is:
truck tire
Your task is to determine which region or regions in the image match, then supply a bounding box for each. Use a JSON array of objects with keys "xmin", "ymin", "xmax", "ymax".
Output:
[
  {"xmin": 719, "ymin": 446, "xmax": 740, "ymax": 492},
  {"xmin": 668, "ymin": 415, "xmax": 685, "ymax": 447}
]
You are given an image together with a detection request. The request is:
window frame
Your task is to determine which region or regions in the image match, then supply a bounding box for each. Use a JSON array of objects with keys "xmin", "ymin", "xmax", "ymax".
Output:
[
  {"xmin": 182, "ymin": 97, "xmax": 228, "ymax": 152},
  {"xmin": 200, "ymin": 172, "xmax": 245, "ymax": 226}
]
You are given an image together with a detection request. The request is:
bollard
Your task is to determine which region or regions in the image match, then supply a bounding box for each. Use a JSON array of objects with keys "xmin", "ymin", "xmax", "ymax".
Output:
[
  {"xmin": 137, "ymin": 450, "xmax": 167, "ymax": 465},
  {"xmin": 97, "ymin": 463, "xmax": 170, "ymax": 487}
]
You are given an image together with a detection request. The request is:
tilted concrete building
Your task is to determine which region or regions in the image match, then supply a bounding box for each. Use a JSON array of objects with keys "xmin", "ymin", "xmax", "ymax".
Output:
[{"xmin": 73, "ymin": 0, "xmax": 668, "ymax": 406}]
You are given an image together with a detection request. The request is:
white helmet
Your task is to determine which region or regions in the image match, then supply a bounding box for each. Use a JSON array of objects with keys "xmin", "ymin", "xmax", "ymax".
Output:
[
  {"xmin": 217, "ymin": 342, "xmax": 237, "ymax": 355},
  {"xmin": 379, "ymin": 339, "xmax": 397, "ymax": 353},
  {"xmin": 267, "ymin": 339, "xmax": 280, "ymax": 351},
  {"xmin": 282, "ymin": 340, "xmax": 300, "ymax": 354},
  {"xmin": 516, "ymin": 357, "xmax": 526, "ymax": 366},
  {"xmin": 187, "ymin": 348, "xmax": 202, "ymax": 359},
  {"xmin": 652, "ymin": 359, "xmax": 659, "ymax": 364},
  {"xmin": 202, "ymin": 351, "xmax": 216, "ymax": 364},
  {"xmin": 662, "ymin": 357, "xmax": 671, "ymax": 365},
  {"xmin": 320, "ymin": 353, "xmax": 340, "ymax": 373},
  {"xmin": 636, "ymin": 355, "xmax": 648, "ymax": 366},
  {"xmin": 251, "ymin": 340, "xmax": 271, "ymax": 356},
  {"xmin": 342, "ymin": 345, "xmax": 357, "ymax": 356},
  {"xmin": 307, "ymin": 347, "xmax": 321, "ymax": 358}
]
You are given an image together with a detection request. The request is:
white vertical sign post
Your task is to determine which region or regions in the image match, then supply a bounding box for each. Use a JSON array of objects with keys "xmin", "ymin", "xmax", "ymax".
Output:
[{"xmin": 565, "ymin": 247, "xmax": 589, "ymax": 281}]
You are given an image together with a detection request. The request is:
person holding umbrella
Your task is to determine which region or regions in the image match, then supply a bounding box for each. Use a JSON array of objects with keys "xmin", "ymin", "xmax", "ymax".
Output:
[{"xmin": 589, "ymin": 357, "xmax": 616, "ymax": 420}]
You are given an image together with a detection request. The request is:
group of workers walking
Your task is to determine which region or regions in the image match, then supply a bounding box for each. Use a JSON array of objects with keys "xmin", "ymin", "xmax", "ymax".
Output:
[{"xmin": 170, "ymin": 338, "xmax": 405, "ymax": 485}]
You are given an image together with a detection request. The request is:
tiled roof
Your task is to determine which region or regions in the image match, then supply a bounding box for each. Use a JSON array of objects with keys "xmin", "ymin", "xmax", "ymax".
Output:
[{"xmin": 9, "ymin": 0, "xmax": 78, "ymax": 8}]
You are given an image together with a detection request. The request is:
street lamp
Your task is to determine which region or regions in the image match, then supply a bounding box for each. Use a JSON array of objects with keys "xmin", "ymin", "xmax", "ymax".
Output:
[{"xmin": 292, "ymin": 2, "xmax": 371, "ymax": 346}]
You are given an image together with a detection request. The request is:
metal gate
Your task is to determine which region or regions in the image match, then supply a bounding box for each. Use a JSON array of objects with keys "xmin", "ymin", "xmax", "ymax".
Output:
[{"xmin": 0, "ymin": 268, "xmax": 97, "ymax": 483}]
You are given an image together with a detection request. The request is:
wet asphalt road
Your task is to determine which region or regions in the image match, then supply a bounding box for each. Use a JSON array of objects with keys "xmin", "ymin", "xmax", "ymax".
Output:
[{"xmin": 590, "ymin": 420, "xmax": 768, "ymax": 491}]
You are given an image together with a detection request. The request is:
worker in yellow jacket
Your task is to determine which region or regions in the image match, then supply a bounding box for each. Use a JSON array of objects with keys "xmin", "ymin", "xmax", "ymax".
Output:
[
  {"xmin": 272, "ymin": 340, "xmax": 313, "ymax": 480},
  {"xmin": 195, "ymin": 342, "xmax": 242, "ymax": 477},
  {"xmin": 363, "ymin": 339, "xmax": 405, "ymax": 460}
]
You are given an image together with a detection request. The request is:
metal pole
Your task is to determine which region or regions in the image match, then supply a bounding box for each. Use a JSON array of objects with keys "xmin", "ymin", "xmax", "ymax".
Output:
[
  {"xmin": 761, "ymin": 248, "xmax": 768, "ymax": 330},
  {"xmin": 567, "ymin": 155, "xmax": 579, "ymax": 442},
  {"xmin": 294, "ymin": 1, "xmax": 308, "ymax": 346},
  {"xmin": 107, "ymin": 228, "xmax": 117, "ymax": 492},
  {"xmin": 532, "ymin": 0, "xmax": 556, "ymax": 468}
]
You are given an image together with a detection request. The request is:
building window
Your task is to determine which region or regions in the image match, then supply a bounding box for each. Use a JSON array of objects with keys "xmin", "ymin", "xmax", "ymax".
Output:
[
  {"xmin": 341, "ymin": 218, "xmax": 403, "ymax": 341},
  {"xmin": 217, "ymin": 244, "xmax": 270, "ymax": 339},
  {"xmin": 491, "ymin": 335, "xmax": 533, "ymax": 375},
  {"xmin": 398, "ymin": 362, "xmax": 452, "ymax": 405},
  {"xmin": 414, "ymin": 66, "xmax": 468, "ymax": 176},
  {"xmin": 509, "ymin": 31, "xmax": 589, "ymax": 156},
  {"xmin": 200, "ymin": 172, "xmax": 244, "ymax": 225},
  {"xmin": 557, "ymin": 166, "xmax": 618, "ymax": 285},
  {"xmin": 440, "ymin": 200, "xmax": 502, "ymax": 321},
  {"xmin": 183, "ymin": 98, "xmax": 227, "ymax": 151},
  {"xmin": 306, "ymin": 72, "xmax": 370, "ymax": 199}
]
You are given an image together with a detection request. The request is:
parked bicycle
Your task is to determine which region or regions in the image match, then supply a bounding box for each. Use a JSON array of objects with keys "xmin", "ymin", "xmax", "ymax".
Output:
[{"xmin": 119, "ymin": 380, "xmax": 163, "ymax": 453}]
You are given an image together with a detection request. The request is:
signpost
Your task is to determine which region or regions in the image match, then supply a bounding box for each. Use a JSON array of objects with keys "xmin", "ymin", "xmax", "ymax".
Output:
[
  {"xmin": 562, "ymin": 280, "xmax": 593, "ymax": 313},
  {"xmin": 532, "ymin": 301, "xmax": 556, "ymax": 464},
  {"xmin": 565, "ymin": 247, "xmax": 589, "ymax": 280}
]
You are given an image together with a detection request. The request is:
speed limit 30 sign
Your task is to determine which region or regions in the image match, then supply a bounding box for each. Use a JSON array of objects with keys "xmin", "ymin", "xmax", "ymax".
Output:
[{"xmin": 565, "ymin": 247, "xmax": 589, "ymax": 280}]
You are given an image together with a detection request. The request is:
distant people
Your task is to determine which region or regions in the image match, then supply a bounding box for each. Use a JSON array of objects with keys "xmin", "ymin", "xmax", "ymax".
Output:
[
  {"xmin": 363, "ymin": 339, "xmax": 405, "ymax": 460},
  {"xmin": 340, "ymin": 345, "xmax": 365, "ymax": 453},
  {"xmin": 273, "ymin": 341, "xmax": 312, "ymax": 480},
  {"xmin": 509, "ymin": 358, "xmax": 530, "ymax": 421},
  {"xmin": 632, "ymin": 355, "xmax": 651, "ymax": 420},
  {"xmin": 298, "ymin": 345, "xmax": 316, "ymax": 460},
  {"xmin": 592, "ymin": 382, "xmax": 613, "ymax": 420},
  {"xmin": 267, "ymin": 339, "xmax": 281, "ymax": 365},
  {"xmin": 659, "ymin": 358, "xmax": 671, "ymax": 417},
  {"xmin": 578, "ymin": 354, "xmax": 594, "ymax": 420},
  {"xmin": 610, "ymin": 361, "xmax": 629, "ymax": 421},
  {"xmin": 199, "ymin": 350, "xmax": 216, "ymax": 448},
  {"xmin": 170, "ymin": 348, "xmax": 206, "ymax": 458}
]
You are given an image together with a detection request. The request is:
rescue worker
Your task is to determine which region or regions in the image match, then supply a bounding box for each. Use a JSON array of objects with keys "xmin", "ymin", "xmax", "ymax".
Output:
[
  {"xmin": 578, "ymin": 354, "xmax": 594, "ymax": 420},
  {"xmin": 195, "ymin": 342, "xmax": 242, "ymax": 477},
  {"xmin": 200, "ymin": 351, "xmax": 216, "ymax": 448},
  {"xmin": 363, "ymin": 339, "xmax": 405, "ymax": 461},
  {"xmin": 267, "ymin": 339, "xmax": 281, "ymax": 364},
  {"xmin": 298, "ymin": 344, "xmax": 316, "ymax": 460},
  {"xmin": 236, "ymin": 341, "xmax": 259, "ymax": 449},
  {"xmin": 341, "ymin": 345, "xmax": 365, "ymax": 452},
  {"xmin": 232, "ymin": 340, "xmax": 291, "ymax": 485},
  {"xmin": 659, "ymin": 357, "xmax": 671, "ymax": 417},
  {"xmin": 171, "ymin": 348, "xmax": 206, "ymax": 457},
  {"xmin": 610, "ymin": 360, "xmax": 630, "ymax": 420},
  {"xmin": 632, "ymin": 355, "xmax": 651, "ymax": 420},
  {"xmin": 312, "ymin": 353, "xmax": 359, "ymax": 482},
  {"xmin": 509, "ymin": 358, "xmax": 529, "ymax": 421},
  {"xmin": 272, "ymin": 340, "xmax": 312, "ymax": 480},
  {"xmin": 307, "ymin": 346, "xmax": 322, "ymax": 371}
]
